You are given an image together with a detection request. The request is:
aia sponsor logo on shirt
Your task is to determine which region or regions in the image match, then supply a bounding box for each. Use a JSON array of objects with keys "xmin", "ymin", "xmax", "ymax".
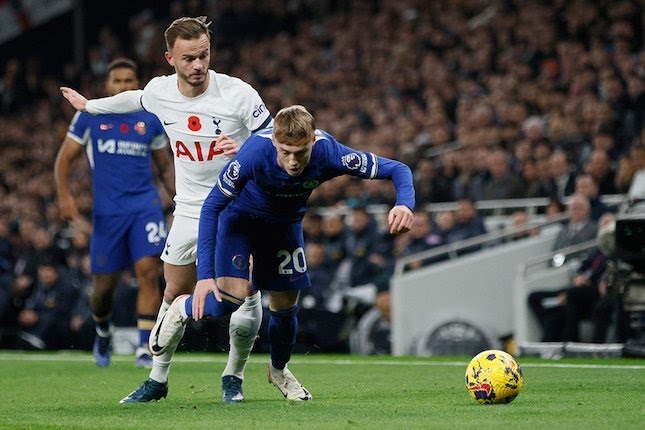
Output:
[{"xmin": 174, "ymin": 140, "xmax": 224, "ymax": 161}]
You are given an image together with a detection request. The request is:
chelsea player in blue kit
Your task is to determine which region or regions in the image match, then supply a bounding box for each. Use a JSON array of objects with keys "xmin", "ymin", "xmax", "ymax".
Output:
[
  {"xmin": 151, "ymin": 105, "xmax": 414, "ymax": 400},
  {"xmin": 55, "ymin": 58, "xmax": 175, "ymax": 368}
]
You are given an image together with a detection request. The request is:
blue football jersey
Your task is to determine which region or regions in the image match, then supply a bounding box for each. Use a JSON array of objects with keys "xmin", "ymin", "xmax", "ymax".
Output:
[
  {"xmin": 67, "ymin": 111, "xmax": 168, "ymax": 215},
  {"xmin": 197, "ymin": 128, "xmax": 415, "ymax": 280}
]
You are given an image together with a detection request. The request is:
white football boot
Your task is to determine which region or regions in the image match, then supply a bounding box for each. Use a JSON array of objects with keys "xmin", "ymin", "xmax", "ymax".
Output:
[
  {"xmin": 268, "ymin": 363, "xmax": 312, "ymax": 401},
  {"xmin": 149, "ymin": 294, "xmax": 190, "ymax": 356}
]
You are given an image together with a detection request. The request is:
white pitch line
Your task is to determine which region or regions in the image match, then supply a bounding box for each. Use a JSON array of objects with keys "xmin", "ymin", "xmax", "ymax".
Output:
[{"xmin": 0, "ymin": 353, "xmax": 643, "ymax": 370}]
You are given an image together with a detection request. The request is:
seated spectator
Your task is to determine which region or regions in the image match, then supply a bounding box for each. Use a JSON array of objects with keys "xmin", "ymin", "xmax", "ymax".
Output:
[
  {"xmin": 574, "ymin": 174, "xmax": 614, "ymax": 221},
  {"xmin": 300, "ymin": 242, "xmax": 336, "ymax": 312},
  {"xmin": 548, "ymin": 150, "xmax": 577, "ymax": 201},
  {"xmin": 551, "ymin": 193, "xmax": 598, "ymax": 254},
  {"xmin": 297, "ymin": 242, "xmax": 348, "ymax": 353},
  {"xmin": 399, "ymin": 210, "xmax": 446, "ymax": 269},
  {"xmin": 321, "ymin": 212, "xmax": 348, "ymax": 267},
  {"xmin": 68, "ymin": 254, "xmax": 94, "ymax": 351},
  {"xmin": 434, "ymin": 209, "xmax": 457, "ymax": 243},
  {"xmin": 446, "ymin": 198, "xmax": 487, "ymax": 251},
  {"xmin": 414, "ymin": 158, "xmax": 453, "ymax": 204},
  {"xmin": 17, "ymin": 254, "xmax": 78, "ymax": 350},
  {"xmin": 545, "ymin": 196, "xmax": 566, "ymax": 219},
  {"xmin": 481, "ymin": 148, "xmax": 525, "ymax": 200},
  {"xmin": 528, "ymin": 213, "xmax": 614, "ymax": 342},
  {"xmin": 584, "ymin": 148, "xmax": 617, "ymax": 195},
  {"xmin": 343, "ymin": 206, "xmax": 395, "ymax": 321},
  {"xmin": 510, "ymin": 210, "xmax": 539, "ymax": 240},
  {"xmin": 519, "ymin": 158, "xmax": 551, "ymax": 198},
  {"xmin": 345, "ymin": 206, "xmax": 394, "ymax": 293},
  {"xmin": 302, "ymin": 213, "xmax": 324, "ymax": 243},
  {"xmin": 615, "ymin": 142, "xmax": 645, "ymax": 194}
]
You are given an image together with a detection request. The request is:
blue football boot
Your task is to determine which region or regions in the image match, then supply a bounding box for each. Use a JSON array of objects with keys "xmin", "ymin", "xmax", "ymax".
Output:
[
  {"xmin": 120, "ymin": 378, "xmax": 168, "ymax": 404},
  {"xmin": 222, "ymin": 375, "xmax": 244, "ymax": 403}
]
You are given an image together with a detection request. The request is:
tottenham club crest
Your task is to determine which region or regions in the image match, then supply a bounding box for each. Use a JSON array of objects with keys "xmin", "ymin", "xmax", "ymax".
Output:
[
  {"xmin": 213, "ymin": 118, "xmax": 222, "ymax": 135},
  {"xmin": 341, "ymin": 152, "xmax": 362, "ymax": 170}
]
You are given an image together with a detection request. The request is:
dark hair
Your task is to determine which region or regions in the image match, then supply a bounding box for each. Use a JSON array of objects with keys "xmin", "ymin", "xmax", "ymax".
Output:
[
  {"xmin": 164, "ymin": 16, "xmax": 211, "ymax": 51},
  {"xmin": 106, "ymin": 57, "xmax": 138, "ymax": 76}
]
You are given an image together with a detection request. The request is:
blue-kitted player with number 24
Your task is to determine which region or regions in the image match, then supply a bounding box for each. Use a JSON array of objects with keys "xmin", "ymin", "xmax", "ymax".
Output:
[
  {"xmin": 55, "ymin": 58, "xmax": 175, "ymax": 369},
  {"xmin": 150, "ymin": 105, "xmax": 414, "ymax": 401}
]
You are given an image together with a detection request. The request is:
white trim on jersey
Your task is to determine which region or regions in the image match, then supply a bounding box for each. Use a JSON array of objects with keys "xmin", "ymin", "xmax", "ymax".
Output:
[
  {"xmin": 369, "ymin": 153, "xmax": 378, "ymax": 179},
  {"xmin": 83, "ymin": 129, "xmax": 94, "ymax": 169},
  {"xmin": 216, "ymin": 178, "xmax": 236, "ymax": 198}
]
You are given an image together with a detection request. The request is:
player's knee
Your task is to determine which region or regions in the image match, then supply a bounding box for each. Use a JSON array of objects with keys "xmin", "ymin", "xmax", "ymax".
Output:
[{"xmin": 268, "ymin": 291, "xmax": 299, "ymax": 311}]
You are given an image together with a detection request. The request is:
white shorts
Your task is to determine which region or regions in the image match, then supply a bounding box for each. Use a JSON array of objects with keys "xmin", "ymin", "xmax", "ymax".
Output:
[{"xmin": 160, "ymin": 214, "xmax": 198, "ymax": 265}]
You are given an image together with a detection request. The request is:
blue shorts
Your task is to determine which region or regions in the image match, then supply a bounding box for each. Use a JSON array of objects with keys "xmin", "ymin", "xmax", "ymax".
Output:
[
  {"xmin": 215, "ymin": 210, "xmax": 311, "ymax": 292},
  {"xmin": 90, "ymin": 209, "xmax": 166, "ymax": 274}
]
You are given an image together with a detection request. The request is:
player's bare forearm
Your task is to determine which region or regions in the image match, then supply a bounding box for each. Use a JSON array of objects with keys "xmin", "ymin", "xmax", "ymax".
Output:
[{"xmin": 60, "ymin": 87, "xmax": 88, "ymax": 112}]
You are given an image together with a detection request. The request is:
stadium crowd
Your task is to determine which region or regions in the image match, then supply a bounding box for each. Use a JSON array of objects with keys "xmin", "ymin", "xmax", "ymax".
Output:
[{"xmin": 0, "ymin": 0, "xmax": 643, "ymax": 352}]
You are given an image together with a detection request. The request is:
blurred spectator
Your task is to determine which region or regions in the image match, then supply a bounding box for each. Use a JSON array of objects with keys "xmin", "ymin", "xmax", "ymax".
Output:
[
  {"xmin": 451, "ymin": 148, "xmax": 485, "ymax": 201},
  {"xmin": 519, "ymin": 158, "xmax": 551, "ymax": 198},
  {"xmin": 545, "ymin": 197, "xmax": 566, "ymax": 219},
  {"xmin": 584, "ymin": 148, "xmax": 617, "ymax": 195},
  {"xmin": 399, "ymin": 210, "xmax": 446, "ymax": 269},
  {"xmin": 302, "ymin": 213, "xmax": 324, "ymax": 243},
  {"xmin": 574, "ymin": 174, "xmax": 614, "ymax": 221},
  {"xmin": 510, "ymin": 210, "xmax": 539, "ymax": 240},
  {"xmin": 300, "ymin": 242, "xmax": 335, "ymax": 312},
  {"xmin": 297, "ymin": 241, "xmax": 348, "ymax": 353},
  {"xmin": 482, "ymin": 148, "xmax": 525, "ymax": 200},
  {"xmin": 548, "ymin": 150, "xmax": 577, "ymax": 201},
  {"xmin": 434, "ymin": 210, "xmax": 457, "ymax": 243},
  {"xmin": 528, "ymin": 213, "xmax": 615, "ymax": 342},
  {"xmin": 345, "ymin": 206, "xmax": 393, "ymax": 292},
  {"xmin": 68, "ymin": 254, "xmax": 94, "ymax": 351},
  {"xmin": 447, "ymin": 198, "xmax": 487, "ymax": 245},
  {"xmin": 321, "ymin": 213, "xmax": 348, "ymax": 267},
  {"xmin": 413, "ymin": 158, "xmax": 453, "ymax": 204},
  {"xmin": 17, "ymin": 255, "xmax": 78, "ymax": 350},
  {"xmin": 615, "ymin": 142, "xmax": 645, "ymax": 193},
  {"xmin": 551, "ymin": 193, "xmax": 598, "ymax": 253}
]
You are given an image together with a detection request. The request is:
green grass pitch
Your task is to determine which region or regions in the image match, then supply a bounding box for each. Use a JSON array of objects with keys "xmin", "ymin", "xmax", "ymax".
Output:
[{"xmin": 0, "ymin": 351, "xmax": 643, "ymax": 429}]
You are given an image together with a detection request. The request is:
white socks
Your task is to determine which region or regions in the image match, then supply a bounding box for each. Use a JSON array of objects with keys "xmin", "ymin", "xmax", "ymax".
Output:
[
  {"xmin": 223, "ymin": 291, "xmax": 262, "ymax": 380},
  {"xmin": 150, "ymin": 300, "xmax": 173, "ymax": 383},
  {"xmin": 148, "ymin": 293, "xmax": 263, "ymax": 383}
]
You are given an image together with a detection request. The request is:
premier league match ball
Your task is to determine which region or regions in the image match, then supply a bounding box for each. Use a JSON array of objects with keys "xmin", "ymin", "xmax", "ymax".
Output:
[{"xmin": 465, "ymin": 349, "xmax": 524, "ymax": 404}]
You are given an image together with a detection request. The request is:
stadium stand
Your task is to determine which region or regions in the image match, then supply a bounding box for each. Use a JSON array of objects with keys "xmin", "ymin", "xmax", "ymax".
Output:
[{"xmin": 0, "ymin": 0, "xmax": 642, "ymax": 354}]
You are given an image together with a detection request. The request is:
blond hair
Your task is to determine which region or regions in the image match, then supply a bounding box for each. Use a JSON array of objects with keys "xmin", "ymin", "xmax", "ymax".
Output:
[
  {"xmin": 164, "ymin": 16, "xmax": 211, "ymax": 50},
  {"xmin": 273, "ymin": 105, "xmax": 316, "ymax": 145}
]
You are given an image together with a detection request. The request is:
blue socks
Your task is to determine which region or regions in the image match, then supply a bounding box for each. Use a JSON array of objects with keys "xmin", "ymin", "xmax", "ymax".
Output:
[
  {"xmin": 268, "ymin": 305, "xmax": 298, "ymax": 370},
  {"xmin": 184, "ymin": 292, "xmax": 242, "ymax": 318}
]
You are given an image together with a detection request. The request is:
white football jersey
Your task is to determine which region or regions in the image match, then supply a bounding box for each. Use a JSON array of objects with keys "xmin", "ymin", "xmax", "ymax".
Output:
[{"xmin": 141, "ymin": 70, "xmax": 271, "ymax": 218}]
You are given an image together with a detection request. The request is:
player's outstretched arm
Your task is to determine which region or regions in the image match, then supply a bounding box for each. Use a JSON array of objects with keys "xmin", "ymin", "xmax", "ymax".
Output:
[
  {"xmin": 61, "ymin": 87, "xmax": 144, "ymax": 114},
  {"xmin": 60, "ymin": 87, "xmax": 88, "ymax": 112},
  {"xmin": 388, "ymin": 205, "xmax": 414, "ymax": 235}
]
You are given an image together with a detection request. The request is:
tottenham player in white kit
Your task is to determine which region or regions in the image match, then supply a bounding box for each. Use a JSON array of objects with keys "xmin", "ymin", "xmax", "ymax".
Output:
[{"xmin": 61, "ymin": 16, "xmax": 271, "ymax": 404}]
